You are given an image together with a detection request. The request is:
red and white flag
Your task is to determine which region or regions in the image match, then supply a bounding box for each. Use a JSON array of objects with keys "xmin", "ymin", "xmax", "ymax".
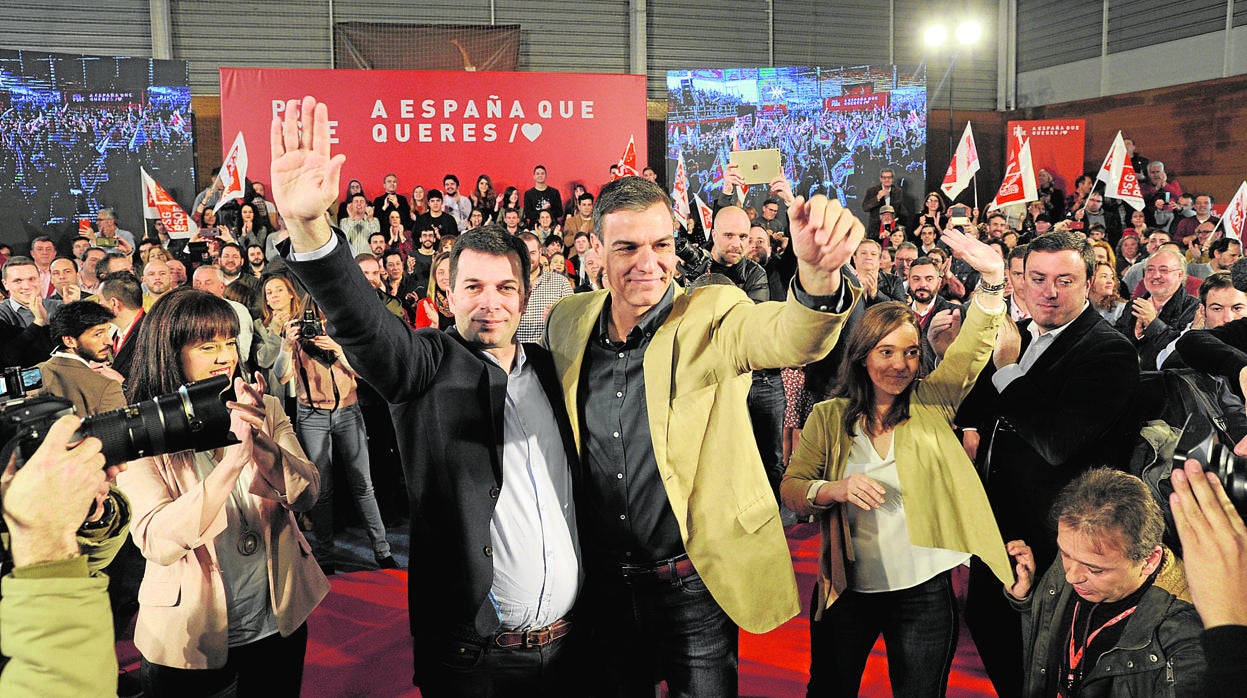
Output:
[
  {"xmin": 612, "ymin": 135, "xmax": 638, "ymax": 180},
  {"xmin": 693, "ymin": 194, "xmax": 714, "ymax": 232},
  {"xmin": 213, "ymin": 131, "xmax": 249, "ymax": 213},
  {"xmin": 142, "ymin": 168, "xmax": 198, "ymax": 239},
  {"xmin": 1221, "ymin": 181, "xmax": 1247, "ymax": 241},
  {"xmin": 1095, "ymin": 131, "xmax": 1145, "ymax": 211},
  {"xmin": 940, "ymin": 122, "xmax": 980, "ymax": 200},
  {"xmin": 988, "ymin": 138, "xmax": 1038, "ymax": 211},
  {"xmin": 672, "ymin": 152, "xmax": 691, "ymax": 223}
]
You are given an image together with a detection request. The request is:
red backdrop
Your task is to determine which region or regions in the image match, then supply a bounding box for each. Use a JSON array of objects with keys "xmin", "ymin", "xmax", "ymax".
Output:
[
  {"xmin": 1005, "ymin": 119, "xmax": 1086, "ymax": 195},
  {"xmin": 219, "ymin": 68, "xmax": 648, "ymax": 206}
]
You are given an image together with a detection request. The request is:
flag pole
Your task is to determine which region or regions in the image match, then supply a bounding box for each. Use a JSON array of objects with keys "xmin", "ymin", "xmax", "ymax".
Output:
[{"xmin": 972, "ymin": 173, "xmax": 979, "ymax": 216}]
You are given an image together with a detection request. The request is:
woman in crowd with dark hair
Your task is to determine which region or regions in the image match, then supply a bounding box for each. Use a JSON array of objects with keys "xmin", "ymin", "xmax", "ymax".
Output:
[
  {"xmin": 234, "ymin": 202, "xmax": 273, "ymax": 251},
  {"xmin": 911, "ymin": 191, "xmax": 946, "ymax": 232},
  {"xmin": 415, "ymin": 251, "xmax": 453, "ymax": 331},
  {"xmin": 117, "ymin": 287, "xmax": 326, "ymax": 697},
  {"xmin": 336, "ymin": 179, "xmax": 365, "ymax": 221},
  {"xmin": 471, "ymin": 174, "xmax": 497, "ymax": 222},
  {"xmin": 781, "ymin": 230, "xmax": 1014, "ymax": 698},
  {"xmin": 465, "ymin": 207, "xmax": 487, "ymax": 231},
  {"xmin": 533, "ymin": 208, "xmax": 562, "ymax": 243},
  {"xmin": 500, "ymin": 185, "xmax": 521, "ymax": 213}
]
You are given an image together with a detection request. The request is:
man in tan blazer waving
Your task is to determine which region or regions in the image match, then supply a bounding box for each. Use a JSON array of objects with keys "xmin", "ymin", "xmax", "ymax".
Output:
[{"xmin": 544, "ymin": 176, "xmax": 863, "ymax": 696}]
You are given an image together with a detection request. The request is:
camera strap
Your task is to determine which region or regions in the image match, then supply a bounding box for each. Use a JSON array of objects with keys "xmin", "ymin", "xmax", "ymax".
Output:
[{"xmin": 296, "ymin": 349, "xmax": 341, "ymax": 415}]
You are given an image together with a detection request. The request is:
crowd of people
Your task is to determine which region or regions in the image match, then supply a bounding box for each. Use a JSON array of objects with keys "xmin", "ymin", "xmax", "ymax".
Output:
[{"xmin": 2, "ymin": 102, "xmax": 1247, "ymax": 698}]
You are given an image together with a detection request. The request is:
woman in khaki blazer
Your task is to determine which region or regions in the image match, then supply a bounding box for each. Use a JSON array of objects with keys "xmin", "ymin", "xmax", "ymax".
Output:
[
  {"xmin": 781, "ymin": 230, "xmax": 1016, "ymax": 698},
  {"xmin": 117, "ymin": 288, "xmax": 328, "ymax": 697}
]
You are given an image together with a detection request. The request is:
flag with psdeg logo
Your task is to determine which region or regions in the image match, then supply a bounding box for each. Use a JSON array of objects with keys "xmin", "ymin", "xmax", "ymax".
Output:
[
  {"xmin": 672, "ymin": 152, "xmax": 691, "ymax": 223},
  {"xmin": 941, "ymin": 122, "xmax": 980, "ymax": 200},
  {"xmin": 1095, "ymin": 131, "xmax": 1144, "ymax": 211},
  {"xmin": 213, "ymin": 131, "xmax": 249, "ymax": 213},
  {"xmin": 142, "ymin": 168, "xmax": 198, "ymax": 239},
  {"xmin": 988, "ymin": 138, "xmax": 1037, "ymax": 211},
  {"xmin": 1221, "ymin": 181, "xmax": 1247, "ymax": 241},
  {"xmin": 613, "ymin": 135, "xmax": 638, "ymax": 180},
  {"xmin": 694, "ymin": 194, "xmax": 714, "ymax": 232}
]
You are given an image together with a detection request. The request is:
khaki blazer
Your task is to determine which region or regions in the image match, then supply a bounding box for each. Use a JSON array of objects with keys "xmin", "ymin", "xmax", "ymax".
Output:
[
  {"xmin": 37, "ymin": 355, "xmax": 126, "ymax": 417},
  {"xmin": 545, "ymin": 281, "xmax": 859, "ymax": 634},
  {"xmin": 116, "ymin": 394, "xmax": 328, "ymax": 669},
  {"xmin": 781, "ymin": 300, "xmax": 1014, "ymax": 618}
]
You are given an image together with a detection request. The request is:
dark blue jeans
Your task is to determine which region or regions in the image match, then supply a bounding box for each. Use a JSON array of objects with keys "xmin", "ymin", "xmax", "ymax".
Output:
[
  {"xmin": 417, "ymin": 631, "xmax": 578, "ymax": 698},
  {"xmin": 140, "ymin": 623, "xmax": 307, "ymax": 697},
  {"xmin": 583, "ymin": 566, "xmax": 738, "ymax": 697},
  {"xmin": 808, "ymin": 570, "xmax": 959, "ymax": 698},
  {"xmin": 748, "ymin": 371, "xmax": 786, "ymax": 502}
]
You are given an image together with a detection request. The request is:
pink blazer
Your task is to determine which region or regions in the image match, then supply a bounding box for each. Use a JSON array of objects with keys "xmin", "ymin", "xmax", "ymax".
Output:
[{"xmin": 117, "ymin": 394, "xmax": 330, "ymax": 669}]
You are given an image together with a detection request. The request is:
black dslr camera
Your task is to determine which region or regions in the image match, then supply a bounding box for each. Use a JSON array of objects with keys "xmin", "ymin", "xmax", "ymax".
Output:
[
  {"xmin": 674, "ymin": 237, "xmax": 713, "ymax": 282},
  {"xmin": 0, "ymin": 366, "xmax": 43, "ymax": 402},
  {"xmin": 297, "ymin": 302, "xmax": 337, "ymax": 364},
  {"xmin": 0, "ymin": 375, "xmax": 238, "ymax": 470},
  {"xmin": 1169, "ymin": 413, "xmax": 1247, "ymax": 517}
]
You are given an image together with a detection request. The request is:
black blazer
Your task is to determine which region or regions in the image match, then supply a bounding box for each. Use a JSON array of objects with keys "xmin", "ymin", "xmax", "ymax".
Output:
[
  {"xmin": 111, "ymin": 314, "xmax": 144, "ymax": 380},
  {"xmin": 1113, "ymin": 289, "xmax": 1199, "ymax": 371},
  {"xmin": 956, "ymin": 305, "xmax": 1140, "ymax": 567},
  {"xmin": 283, "ymin": 232, "xmax": 579, "ymax": 678}
]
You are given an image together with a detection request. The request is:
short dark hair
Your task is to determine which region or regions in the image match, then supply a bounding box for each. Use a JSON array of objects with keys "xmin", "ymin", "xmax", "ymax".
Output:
[
  {"xmin": 349, "ymin": 192, "xmax": 368, "ymax": 204},
  {"xmin": 50, "ymin": 300, "xmax": 114, "ymax": 345},
  {"xmin": 449, "ymin": 224, "xmax": 532, "ymax": 295},
  {"xmin": 1200, "ymin": 271, "xmax": 1236, "ymax": 305},
  {"xmin": 592, "ymin": 177, "xmax": 673, "ymax": 243},
  {"xmin": 534, "ymin": 164, "xmax": 547, "ymax": 173},
  {"xmin": 99, "ymin": 271, "xmax": 143, "ymax": 310},
  {"xmin": 1025, "ymin": 230, "xmax": 1095, "ymax": 280},
  {"xmin": 53, "ymin": 255, "xmax": 78, "ymax": 271},
  {"xmin": 1052, "ymin": 468, "xmax": 1163, "ymax": 562},
  {"xmin": 97, "ymin": 251, "xmax": 130, "ymax": 281},
  {"xmin": 2, "ymin": 255, "xmax": 36, "ymax": 280},
  {"xmin": 1210, "ymin": 237, "xmax": 1240, "ymax": 256},
  {"xmin": 219, "ymin": 242, "xmax": 243, "ymax": 257},
  {"xmin": 443, "ymin": 174, "xmax": 459, "ymax": 186},
  {"xmin": 31, "ymin": 235, "xmax": 54, "ymax": 247},
  {"xmin": 577, "ymin": 192, "xmax": 595, "ymax": 204},
  {"xmin": 368, "ymin": 231, "xmax": 387, "ymax": 243},
  {"xmin": 1007, "ymin": 243, "xmax": 1029, "ymax": 265},
  {"xmin": 986, "ymin": 211, "xmax": 1007, "ymax": 224},
  {"xmin": 381, "ymin": 249, "xmax": 404, "ymax": 267},
  {"xmin": 908, "ymin": 256, "xmax": 939, "ymax": 275},
  {"xmin": 426, "ymin": 189, "xmax": 444, "ymax": 201}
]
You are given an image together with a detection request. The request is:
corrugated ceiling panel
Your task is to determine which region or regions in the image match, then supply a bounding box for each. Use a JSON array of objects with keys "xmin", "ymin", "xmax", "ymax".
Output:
[
  {"xmin": 171, "ymin": 0, "xmax": 329, "ymax": 94},
  {"xmin": 1018, "ymin": 0, "xmax": 1102, "ymax": 72},
  {"xmin": 647, "ymin": 0, "xmax": 772, "ymax": 99},
  {"xmin": 1108, "ymin": 0, "xmax": 1225, "ymax": 53},
  {"xmin": 0, "ymin": 0, "xmax": 152, "ymax": 58}
]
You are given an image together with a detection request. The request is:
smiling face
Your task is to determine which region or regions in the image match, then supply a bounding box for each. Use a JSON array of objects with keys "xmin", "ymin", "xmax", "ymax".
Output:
[
  {"xmin": 865, "ymin": 322, "xmax": 921, "ymax": 402},
  {"xmin": 180, "ymin": 333, "xmax": 239, "ymax": 382},
  {"xmin": 594, "ymin": 202, "xmax": 677, "ymax": 321},
  {"xmin": 447, "ymin": 249, "xmax": 527, "ymax": 350},
  {"xmin": 2, "ymin": 263, "xmax": 40, "ymax": 305}
]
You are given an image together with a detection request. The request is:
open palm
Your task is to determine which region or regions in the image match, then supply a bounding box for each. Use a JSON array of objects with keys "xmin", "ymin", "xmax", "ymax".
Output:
[{"xmin": 269, "ymin": 97, "xmax": 346, "ymax": 224}]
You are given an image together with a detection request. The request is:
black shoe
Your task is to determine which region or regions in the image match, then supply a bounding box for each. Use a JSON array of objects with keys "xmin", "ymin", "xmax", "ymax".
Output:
[{"xmin": 376, "ymin": 555, "xmax": 399, "ymax": 570}]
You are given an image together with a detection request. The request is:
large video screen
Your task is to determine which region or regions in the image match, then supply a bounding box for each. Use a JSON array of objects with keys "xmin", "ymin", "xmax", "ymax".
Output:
[
  {"xmin": 666, "ymin": 65, "xmax": 925, "ymax": 228},
  {"xmin": 0, "ymin": 50, "xmax": 195, "ymax": 252}
]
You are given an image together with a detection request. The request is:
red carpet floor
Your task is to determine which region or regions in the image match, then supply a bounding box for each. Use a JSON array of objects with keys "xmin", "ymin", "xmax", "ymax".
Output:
[{"xmin": 136, "ymin": 522, "xmax": 998, "ymax": 696}]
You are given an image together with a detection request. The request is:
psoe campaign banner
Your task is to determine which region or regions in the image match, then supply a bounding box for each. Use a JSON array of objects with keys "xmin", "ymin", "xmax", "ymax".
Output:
[
  {"xmin": 1005, "ymin": 119, "xmax": 1085, "ymax": 196},
  {"xmin": 220, "ymin": 68, "xmax": 648, "ymax": 206}
]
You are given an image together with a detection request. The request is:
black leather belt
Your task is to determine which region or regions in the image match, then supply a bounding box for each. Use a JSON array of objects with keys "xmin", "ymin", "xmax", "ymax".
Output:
[{"xmin": 618, "ymin": 553, "xmax": 696, "ymax": 582}]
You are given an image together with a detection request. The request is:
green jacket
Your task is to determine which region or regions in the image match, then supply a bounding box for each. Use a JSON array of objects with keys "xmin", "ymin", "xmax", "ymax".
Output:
[
  {"xmin": 0, "ymin": 488, "xmax": 130, "ymax": 697},
  {"xmin": 1014, "ymin": 549, "xmax": 1206, "ymax": 698}
]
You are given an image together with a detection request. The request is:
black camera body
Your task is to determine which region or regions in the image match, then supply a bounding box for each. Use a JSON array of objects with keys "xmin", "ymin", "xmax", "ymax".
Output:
[
  {"xmin": 0, "ymin": 375, "xmax": 238, "ymax": 470},
  {"xmin": 1171, "ymin": 413, "xmax": 1247, "ymax": 516},
  {"xmin": 0, "ymin": 366, "xmax": 42, "ymax": 402},
  {"xmin": 674, "ymin": 237, "xmax": 713, "ymax": 282},
  {"xmin": 299, "ymin": 305, "xmax": 325, "ymax": 340}
]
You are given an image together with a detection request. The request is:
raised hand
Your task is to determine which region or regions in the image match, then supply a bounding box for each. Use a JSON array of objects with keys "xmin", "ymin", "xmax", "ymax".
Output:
[
  {"xmin": 270, "ymin": 96, "xmax": 346, "ymax": 250},
  {"xmin": 941, "ymin": 227, "xmax": 1005, "ymax": 286},
  {"xmin": 1004, "ymin": 539, "xmax": 1035, "ymax": 600},
  {"xmin": 787, "ymin": 195, "xmax": 866, "ymax": 296}
]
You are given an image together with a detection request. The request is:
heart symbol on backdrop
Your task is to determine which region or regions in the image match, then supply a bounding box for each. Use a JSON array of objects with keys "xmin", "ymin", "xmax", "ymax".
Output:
[{"xmin": 521, "ymin": 123, "xmax": 543, "ymax": 142}]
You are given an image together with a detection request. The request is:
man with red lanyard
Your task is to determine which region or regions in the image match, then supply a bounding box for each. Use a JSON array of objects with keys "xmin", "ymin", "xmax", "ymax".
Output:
[{"xmin": 1003, "ymin": 468, "xmax": 1205, "ymax": 697}]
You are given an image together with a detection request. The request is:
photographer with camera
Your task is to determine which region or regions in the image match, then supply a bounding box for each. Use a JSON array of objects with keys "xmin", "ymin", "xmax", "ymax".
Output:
[
  {"xmin": 0, "ymin": 414, "xmax": 130, "ymax": 695},
  {"xmin": 277, "ymin": 301, "xmax": 395, "ymax": 574},
  {"xmin": 115, "ymin": 287, "xmax": 326, "ymax": 696}
]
